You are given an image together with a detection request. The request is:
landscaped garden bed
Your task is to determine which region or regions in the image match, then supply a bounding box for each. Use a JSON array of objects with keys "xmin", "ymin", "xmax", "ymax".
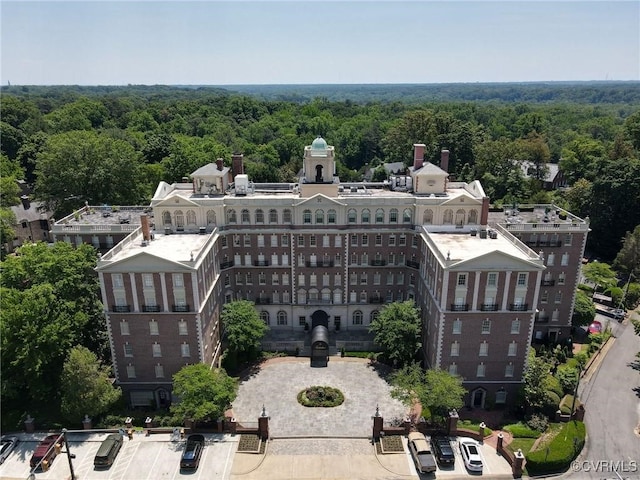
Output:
[{"xmin": 297, "ymin": 386, "xmax": 344, "ymax": 407}]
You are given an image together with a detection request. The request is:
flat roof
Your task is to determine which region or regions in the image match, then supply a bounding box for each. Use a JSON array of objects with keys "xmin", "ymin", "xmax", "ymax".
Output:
[
  {"xmin": 101, "ymin": 231, "xmax": 210, "ymax": 266},
  {"xmin": 427, "ymin": 229, "xmax": 537, "ymax": 264},
  {"xmin": 488, "ymin": 205, "xmax": 586, "ymax": 225}
]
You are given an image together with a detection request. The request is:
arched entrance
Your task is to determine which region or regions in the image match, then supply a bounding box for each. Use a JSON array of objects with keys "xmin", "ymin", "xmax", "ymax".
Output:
[
  {"xmin": 471, "ymin": 388, "xmax": 486, "ymax": 409},
  {"xmin": 311, "ymin": 310, "xmax": 329, "ymax": 329},
  {"xmin": 315, "ymin": 165, "xmax": 323, "ymax": 182}
]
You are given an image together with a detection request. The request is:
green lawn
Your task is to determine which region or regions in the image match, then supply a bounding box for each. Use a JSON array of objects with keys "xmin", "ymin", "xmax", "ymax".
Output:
[{"xmin": 507, "ymin": 437, "xmax": 537, "ymax": 455}]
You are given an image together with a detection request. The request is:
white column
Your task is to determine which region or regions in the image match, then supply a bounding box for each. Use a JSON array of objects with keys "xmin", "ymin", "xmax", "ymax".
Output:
[
  {"xmin": 129, "ymin": 272, "xmax": 139, "ymax": 312},
  {"xmin": 160, "ymin": 273, "xmax": 169, "ymax": 312}
]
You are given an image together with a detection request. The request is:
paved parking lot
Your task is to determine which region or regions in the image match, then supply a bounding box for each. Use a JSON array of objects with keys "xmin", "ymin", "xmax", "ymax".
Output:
[{"xmin": 0, "ymin": 431, "xmax": 238, "ymax": 480}]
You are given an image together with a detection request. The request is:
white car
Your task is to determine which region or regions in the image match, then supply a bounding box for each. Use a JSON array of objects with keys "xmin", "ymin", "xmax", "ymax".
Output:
[{"xmin": 459, "ymin": 437, "xmax": 483, "ymax": 472}]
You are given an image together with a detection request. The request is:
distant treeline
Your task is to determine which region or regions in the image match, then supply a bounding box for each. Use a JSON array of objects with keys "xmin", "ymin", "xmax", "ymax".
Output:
[{"xmin": 4, "ymin": 81, "xmax": 640, "ymax": 105}]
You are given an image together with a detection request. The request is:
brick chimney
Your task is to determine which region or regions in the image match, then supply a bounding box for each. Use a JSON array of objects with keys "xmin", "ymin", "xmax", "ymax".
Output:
[
  {"xmin": 413, "ymin": 144, "xmax": 425, "ymax": 170},
  {"xmin": 140, "ymin": 214, "xmax": 151, "ymax": 241},
  {"xmin": 20, "ymin": 195, "xmax": 31, "ymax": 210},
  {"xmin": 216, "ymin": 158, "xmax": 224, "ymax": 171},
  {"xmin": 440, "ymin": 149, "xmax": 450, "ymax": 173},
  {"xmin": 480, "ymin": 197, "xmax": 490, "ymax": 226},
  {"xmin": 232, "ymin": 153, "xmax": 244, "ymax": 176}
]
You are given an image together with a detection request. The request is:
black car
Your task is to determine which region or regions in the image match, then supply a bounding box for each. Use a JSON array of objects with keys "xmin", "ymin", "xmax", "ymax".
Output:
[
  {"xmin": 430, "ymin": 435, "xmax": 455, "ymax": 467},
  {"xmin": 180, "ymin": 434, "xmax": 205, "ymax": 470}
]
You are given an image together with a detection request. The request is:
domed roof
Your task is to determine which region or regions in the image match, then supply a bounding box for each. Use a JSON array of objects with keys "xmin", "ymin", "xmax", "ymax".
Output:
[{"xmin": 311, "ymin": 136, "xmax": 327, "ymax": 150}]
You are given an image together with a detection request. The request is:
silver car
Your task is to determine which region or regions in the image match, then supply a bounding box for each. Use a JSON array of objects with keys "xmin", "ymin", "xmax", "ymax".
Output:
[{"xmin": 0, "ymin": 435, "xmax": 19, "ymax": 464}]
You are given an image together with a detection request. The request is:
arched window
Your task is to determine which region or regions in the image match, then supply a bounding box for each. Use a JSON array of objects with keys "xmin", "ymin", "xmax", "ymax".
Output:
[
  {"xmin": 162, "ymin": 211, "xmax": 171, "ymax": 225},
  {"xmin": 175, "ymin": 210, "xmax": 184, "ymax": 227},
  {"xmin": 361, "ymin": 209, "xmax": 370, "ymax": 223},
  {"xmin": 283, "ymin": 209, "xmax": 292, "ymax": 223},
  {"xmin": 348, "ymin": 209, "xmax": 357, "ymax": 223},
  {"xmin": 468, "ymin": 209, "xmax": 478, "ymax": 224},
  {"xmin": 227, "ymin": 209, "xmax": 237, "ymax": 224},
  {"xmin": 389, "ymin": 208, "xmax": 398, "ymax": 223},
  {"xmin": 315, "ymin": 209, "xmax": 324, "ymax": 224},
  {"xmin": 241, "ymin": 209, "xmax": 250, "ymax": 224},
  {"xmin": 260, "ymin": 311, "xmax": 270, "ymax": 325},
  {"xmin": 269, "ymin": 209, "xmax": 278, "ymax": 224},
  {"xmin": 333, "ymin": 289, "xmax": 342, "ymax": 304},
  {"xmin": 375, "ymin": 209, "xmax": 384, "ymax": 223},
  {"xmin": 403, "ymin": 209, "xmax": 412, "ymax": 223},
  {"xmin": 443, "ymin": 209, "xmax": 453, "ymax": 224},
  {"xmin": 353, "ymin": 310, "xmax": 363, "ymax": 325},
  {"xmin": 327, "ymin": 209, "xmax": 336, "ymax": 224},
  {"xmin": 455, "ymin": 209, "xmax": 465, "ymax": 226},
  {"xmin": 277, "ymin": 311, "xmax": 287, "ymax": 326},
  {"xmin": 303, "ymin": 210, "xmax": 312, "ymax": 224},
  {"xmin": 255, "ymin": 209, "xmax": 264, "ymax": 224},
  {"xmin": 370, "ymin": 310, "xmax": 380, "ymax": 324},
  {"xmin": 297, "ymin": 289, "xmax": 307, "ymax": 304},
  {"xmin": 186, "ymin": 210, "xmax": 196, "ymax": 225},
  {"xmin": 206, "ymin": 210, "xmax": 216, "ymax": 225},
  {"xmin": 423, "ymin": 209, "xmax": 433, "ymax": 224}
]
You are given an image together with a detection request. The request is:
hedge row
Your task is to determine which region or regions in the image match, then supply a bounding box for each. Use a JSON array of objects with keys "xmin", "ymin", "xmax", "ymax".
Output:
[
  {"xmin": 503, "ymin": 422, "xmax": 541, "ymax": 438},
  {"xmin": 525, "ymin": 421, "xmax": 586, "ymax": 475}
]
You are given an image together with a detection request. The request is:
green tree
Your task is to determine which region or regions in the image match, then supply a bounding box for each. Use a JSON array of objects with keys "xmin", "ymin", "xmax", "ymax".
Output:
[
  {"xmin": 582, "ymin": 261, "xmax": 617, "ymax": 293},
  {"xmin": 171, "ymin": 364, "xmax": 237, "ymax": 422},
  {"xmin": 221, "ymin": 300, "xmax": 268, "ymax": 364},
  {"xmin": 390, "ymin": 364, "xmax": 466, "ymax": 423},
  {"xmin": 522, "ymin": 348, "xmax": 552, "ymax": 413},
  {"xmin": 613, "ymin": 225, "xmax": 640, "ymax": 279},
  {"xmin": 572, "ymin": 290, "xmax": 596, "ymax": 327},
  {"xmin": 60, "ymin": 346, "xmax": 121, "ymax": 423},
  {"xmin": 369, "ymin": 300, "xmax": 421, "ymax": 367},
  {"xmin": 33, "ymin": 130, "xmax": 147, "ymax": 216},
  {"xmin": 0, "ymin": 242, "xmax": 107, "ymax": 415}
]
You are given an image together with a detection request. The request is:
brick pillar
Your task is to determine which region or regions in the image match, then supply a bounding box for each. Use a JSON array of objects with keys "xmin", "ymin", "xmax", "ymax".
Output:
[
  {"xmin": 497, "ymin": 432, "xmax": 504, "ymax": 450},
  {"xmin": 513, "ymin": 448, "xmax": 525, "ymax": 478},
  {"xmin": 125, "ymin": 417, "xmax": 133, "ymax": 429},
  {"xmin": 258, "ymin": 415, "xmax": 269, "ymax": 440},
  {"xmin": 573, "ymin": 405, "xmax": 585, "ymax": 421},
  {"xmin": 478, "ymin": 422, "xmax": 486, "ymax": 443},
  {"xmin": 447, "ymin": 409, "xmax": 459, "ymax": 436},
  {"xmin": 228, "ymin": 418, "xmax": 237, "ymax": 435},
  {"xmin": 372, "ymin": 416, "xmax": 383, "ymax": 440},
  {"xmin": 82, "ymin": 415, "xmax": 92, "ymax": 430},
  {"xmin": 24, "ymin": 415, "xmax": 35, "ymax": 433}
]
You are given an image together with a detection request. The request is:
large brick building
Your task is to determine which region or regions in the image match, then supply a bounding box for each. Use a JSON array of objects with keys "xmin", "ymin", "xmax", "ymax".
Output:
[{"xmin": 52, "ymin": 137, "xmax": 588, "ymax": 409}]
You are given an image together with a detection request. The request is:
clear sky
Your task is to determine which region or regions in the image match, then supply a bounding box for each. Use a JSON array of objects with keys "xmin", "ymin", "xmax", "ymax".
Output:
[{"xmin": 1, "ymin": 1, "xmax": 639, "ymax": 86}]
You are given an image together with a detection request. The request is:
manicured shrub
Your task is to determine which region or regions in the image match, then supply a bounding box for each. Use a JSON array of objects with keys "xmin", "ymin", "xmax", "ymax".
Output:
[
  {"xmin": 525, "ymin": 421, "xmax": 585, "ymax": 475},
  {"xmin": 545, "ymin": 375, "xmax": 563, "ymax": 397},
  {"xmin": 556, "ymin": 365, "xmax": 579, "ymax": 394},
  {"xmin": 525, "ymin": 413, "xmax": 549, "ymax": 433},
  {"xmin": 297, "ymin": 386, "xmax": 344, "ymax": 407},
  {"xmin": 503, "ymin": 422, "xmax": 542, "ymax": 438}
]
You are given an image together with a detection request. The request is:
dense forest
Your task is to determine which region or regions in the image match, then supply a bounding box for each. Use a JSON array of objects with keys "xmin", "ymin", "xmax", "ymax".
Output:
[{"xmin": 1, "ymin": 83, "xmax": 640, "ymax": 264}]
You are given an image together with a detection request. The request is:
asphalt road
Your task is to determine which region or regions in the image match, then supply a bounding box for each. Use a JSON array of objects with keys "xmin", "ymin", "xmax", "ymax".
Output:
[{"xmin": 566, "ymin": 312, "xmax": 640, "ymax": 480}]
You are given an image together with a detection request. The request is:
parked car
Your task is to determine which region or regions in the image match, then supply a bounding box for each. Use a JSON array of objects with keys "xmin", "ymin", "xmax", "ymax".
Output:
[
  {"xmin": 0, "ymin": 435, "xmax": 19, "ymax": 464},
  {"xmin": 407, "ymin": 432, "xmax": 437, "ymax": 473},
  {"xmin": 94, "ymin": 433, "xmax": 123, "ymax": 468},
  {"xmin": 430, "ymin": 435, "xmax": 455, "ymax": 467},
  {"xmin": 588, "ymin": 320, "xmax": 603, "ymax": 334},
  {"xmin": 30, "ymin": 434, "xmax": 59, "ymax": 470},
  {"xmin": 180, "ymin": 434, "xmax": 205, "ymax": 470},
  {"xmin": 459, "ymin": 437, "xmax": 483, "ymax": 472}
]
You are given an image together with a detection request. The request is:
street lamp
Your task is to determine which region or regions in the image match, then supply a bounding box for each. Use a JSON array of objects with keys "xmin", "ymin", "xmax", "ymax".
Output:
[{"xmin": 61, "ymin": 429, "xmax": 77, "ymax": 480}]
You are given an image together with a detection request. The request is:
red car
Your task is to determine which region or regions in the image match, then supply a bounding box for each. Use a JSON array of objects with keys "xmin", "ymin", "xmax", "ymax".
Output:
[
  {"xmin": 588, "ymin": 320, "xmax": 603, "ymax": 334},
  {"xmin": 30, "ymin": 434, "xmax": 59, "ymax": 470}
]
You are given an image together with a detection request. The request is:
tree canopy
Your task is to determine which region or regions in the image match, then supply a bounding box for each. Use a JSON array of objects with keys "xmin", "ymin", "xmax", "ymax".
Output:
[
  {"xmin": 221, "ymin": 300, "xmax": 269, "ymax": 367},
  {"xmin": 171, "ymin": 364, "xmax": 237, "ymax": 422},
  {"xmin": 390, "ymin": 364, "xmax": 466, "ymax": 423},
  {"xmin": 369, "ymin": 301, "xmax": 421, "ymax": 367},
  {"xmin": 60, "ymin": 346, "xmax": 122, "ymax": 423},
  {"xmin": 0, "ymin": 242, "xmax": 106, "ymax": 422}
]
